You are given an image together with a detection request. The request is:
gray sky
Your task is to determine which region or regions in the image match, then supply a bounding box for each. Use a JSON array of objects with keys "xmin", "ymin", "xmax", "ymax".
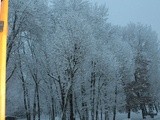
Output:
[{"xmin": 93, "ymin": 0, "xmax": 160, "ymax": 38}]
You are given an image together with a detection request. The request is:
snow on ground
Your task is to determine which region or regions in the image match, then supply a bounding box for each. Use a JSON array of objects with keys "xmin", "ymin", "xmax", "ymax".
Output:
[
  {"xmin": 18, "ymin": 112, "xmax": 160, "ymax": 120},
  {"xmin": 115, "ymin": 112, "xmax": 160, "ymax": 120}
]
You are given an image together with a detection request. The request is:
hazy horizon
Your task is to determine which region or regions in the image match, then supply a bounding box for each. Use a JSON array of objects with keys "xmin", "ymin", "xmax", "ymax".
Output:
[{"xmin": 93, "ymin": 0, "xmax": 160, "ymax": 38}]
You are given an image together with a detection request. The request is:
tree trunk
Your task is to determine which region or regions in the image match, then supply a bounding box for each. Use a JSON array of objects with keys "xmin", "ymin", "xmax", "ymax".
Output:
[
  {"xmin": 91, "ymin": 70, "xmax": 96, "ymax": 120},
  {"xmin": 69, "ymin": 90, "xmax": 75, "ymax": 120},
  {"xmin": 49, "ymin": 82, "xmax": 55, "ymax": 120},
  {"xmin": 140, "ymin": 104, "xmax": 146, "ymax": 119},
  {"xmin": 18, "ymin": 51, "xmax": 31, "ymax": 120},
  {"xmin": 113, "ymin": 85, "xmax": 117, "ymax": 120},
  {"xmin": 154, "ymin": 103, "xmax": 158, "ymax": 113},
  {"xmin": 32, "ymin": 83, "xmax": 41, "ymax": 120},
  {"xmin": 95, "ymin": 76, "xmax": 101, "ymax": 120},
  {"xmin": 62, "ymin": 107, "xmax": 67, "ymax": 120},
  {"xmin": 25, "ymin": 86, "xmax": 31, "ymax": 120},
  {"xmin": 100, "ymin": 100, "xmax": 103, "ymax": 120},
  {"xmin": 113, "ymin": 106, "xmax": 116, "ymax": 120},
  {"xmin": 85, "ymin": 106, "xmax": 89, "ymax": 120},
  {"xmin": 95, "ymin": 108, "xmax": 99, "ymax": 120},
  {"xmin": 57, "ymin": 76, "xmax": 65, "ymax": 112},
  {"xmin": 33, "ymin": 88, "xmax": 37, "ymax": 120},
  {"xmin": 36, "ymin": 85, "xmax": 41, "ymax": 120},
  {"xmin": 127, "ymin": 108, "xmax": 131, "ymax": 119},
  {"xmin": 104, "ymin": 111, "xmax": 109, "ymax": 120},
  {"xmin": 62, "ymin": 83, "xmax": 71, "ymax": 120},
  {"xmin": 22, "ymin": 81, "xmax": 31, "ymax": 120},
  {"xmin": 51, "ymin": 97, "xmax": 55, "ymax": 120}
]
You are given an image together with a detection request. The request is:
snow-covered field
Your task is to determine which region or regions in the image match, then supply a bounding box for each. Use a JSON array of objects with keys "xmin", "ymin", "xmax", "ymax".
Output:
[
  {"xmin": 18, "ymin": 112, "xmax": 160, "ymax": 120},
  {"xmin": 115, "ymin": 112, "xmax": 160, "ymax": 120}
]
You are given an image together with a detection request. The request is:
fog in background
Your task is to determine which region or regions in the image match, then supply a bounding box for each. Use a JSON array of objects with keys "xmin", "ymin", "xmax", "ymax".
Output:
[{"xmin": 94, "ymin": 0, "xmax": 160, "ymax": 37}]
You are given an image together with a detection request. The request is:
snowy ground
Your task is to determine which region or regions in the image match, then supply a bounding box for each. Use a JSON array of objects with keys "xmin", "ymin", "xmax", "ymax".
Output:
[
  {"xmin": 18, "ymin": 112, "xmax": 160, "ymax": 120},
  {"xmin": 113, "ymin": 112, "xmax": 160, "ymax": 120}
]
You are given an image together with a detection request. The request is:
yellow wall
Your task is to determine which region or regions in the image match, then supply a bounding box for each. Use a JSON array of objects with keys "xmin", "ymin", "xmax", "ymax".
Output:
[{"xmin": 0, "ymin": 0, "xmax": 8, "ymax": 120}]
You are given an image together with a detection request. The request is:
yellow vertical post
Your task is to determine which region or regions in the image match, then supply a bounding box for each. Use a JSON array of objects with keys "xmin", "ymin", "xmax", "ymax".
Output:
[{"xmin": 0, "ymin": 0, "xmax": 9, "ymax": 120}]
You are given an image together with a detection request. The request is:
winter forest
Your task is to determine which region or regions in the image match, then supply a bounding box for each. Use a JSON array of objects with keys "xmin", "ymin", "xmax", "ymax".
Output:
[{"xmin": 7, "ymin": 0, "xmax": 160, "ymax": 120}]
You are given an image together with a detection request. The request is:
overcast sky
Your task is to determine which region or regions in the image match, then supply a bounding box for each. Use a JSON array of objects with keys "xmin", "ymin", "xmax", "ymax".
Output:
[{"xmin": 93, "ymin": 0, "xmax": 160, "ymax": 38}]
